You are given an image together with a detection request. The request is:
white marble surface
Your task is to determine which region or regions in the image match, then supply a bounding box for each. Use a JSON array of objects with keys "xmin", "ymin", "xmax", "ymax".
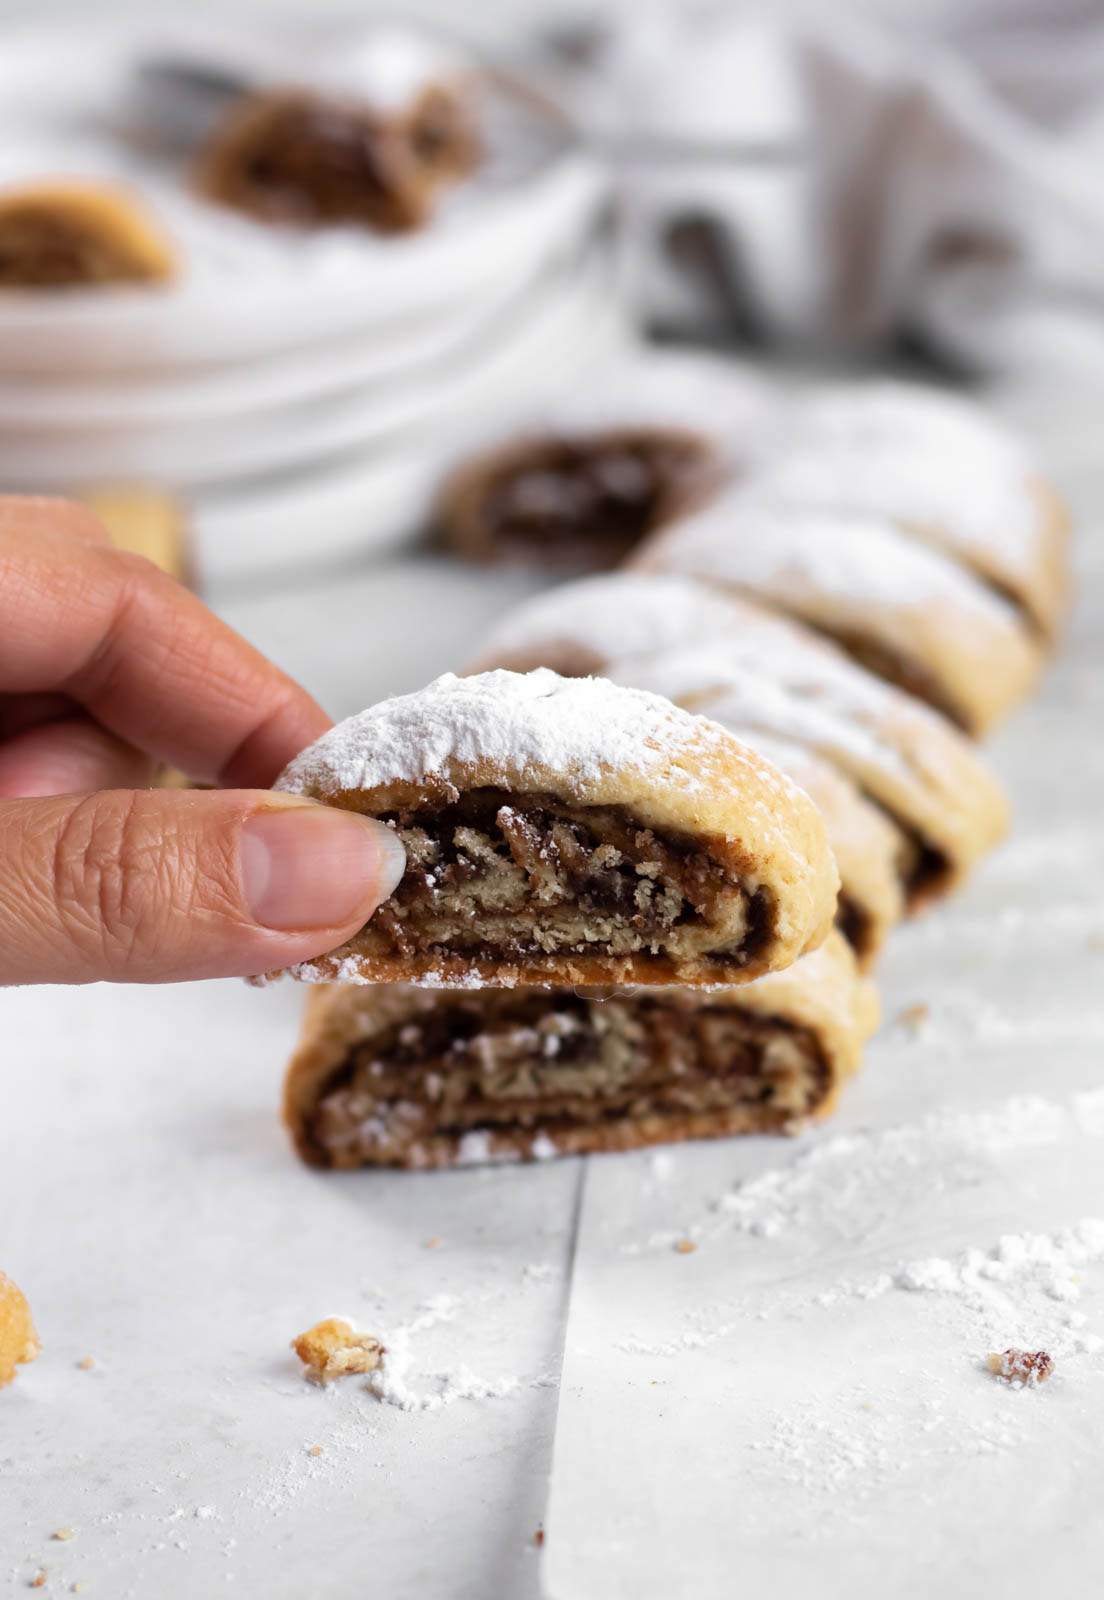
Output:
[{"xmin": 2, "ymin": 376, "xmax": 1103, "ymax": 1598}]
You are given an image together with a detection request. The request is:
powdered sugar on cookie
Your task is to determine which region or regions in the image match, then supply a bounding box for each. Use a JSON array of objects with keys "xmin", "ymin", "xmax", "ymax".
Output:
[{"xmin": 274, "ymin": 668, "xmax": 800, "ymax": 810}]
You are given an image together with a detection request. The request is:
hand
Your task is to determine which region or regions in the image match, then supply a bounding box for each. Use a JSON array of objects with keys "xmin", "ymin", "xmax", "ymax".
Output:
[{"xmin": 0, "ymin": 497, "xmax": 405, "ymax": 985}]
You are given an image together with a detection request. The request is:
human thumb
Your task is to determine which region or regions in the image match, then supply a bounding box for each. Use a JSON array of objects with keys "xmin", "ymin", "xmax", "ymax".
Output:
[{"xmin": 0, "ymin": 789, "xmax": 406, "ymax": 985}]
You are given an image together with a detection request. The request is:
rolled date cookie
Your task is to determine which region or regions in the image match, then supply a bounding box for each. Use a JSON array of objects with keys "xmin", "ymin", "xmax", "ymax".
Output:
[
  {"xmin": 434, "ymin": 349, "xmax": 779, "ymax": 569},
  {"xmin": 471, "ymin": 575, "xmax": 905, "ymax": 968},
  {"xmin": 196, "ymin": 30, "xmax": 480, "ymax": 233},
  {"xmin": 761, "ymin": 379, "xmax": 1070, "ymax": 642},
  {"xmin": 282, "ymin": 931, "xmax": 879, "ymax": 1169},
  {"xmin": 631, "ymin": 494, "xmax": 1044, "ymax": 735},
  {"xmin": 255, "ymin": 668, "xmax": 838, "ymax": 990},
  {"xmin": 611, "ymin": 635, "xmax": 1009, "ymax": 912},
  {"xmin": 0, "ymin": 180, "xmax": 176, "ymax": 288}
]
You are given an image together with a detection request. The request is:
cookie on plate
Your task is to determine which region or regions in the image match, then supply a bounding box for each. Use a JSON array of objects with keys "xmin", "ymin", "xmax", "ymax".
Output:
[
  {"xmin": 256, "ymin": 668, "xmax": 838, "ymax": 989},
  {"xmin": 283, "ymin": 931, "xmax": 878, "ymax": 1168},
  {"xmin": 0, "ymin": 181, "xmax": 176, "ymax": 288}
]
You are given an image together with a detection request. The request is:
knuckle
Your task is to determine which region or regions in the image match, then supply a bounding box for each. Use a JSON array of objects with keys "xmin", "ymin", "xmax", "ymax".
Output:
[{"xmin": 51, "ymin": 792, "xmax": 250, "ymax": 968}]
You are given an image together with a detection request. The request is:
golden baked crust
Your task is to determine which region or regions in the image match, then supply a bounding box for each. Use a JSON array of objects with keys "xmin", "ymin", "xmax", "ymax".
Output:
[
  {"xmin": 292, "ymin": 1317, "xmax": 384, "ymax": 1382},
  {"xmin": 0, "ymin": 1272, "xmax": 40, "ymax": 1388},
  {"xmin": 630, "ymin": 498, "xmax": 1045, "ymax": 735},
  {"xmin": 0, "ymin": 181, "xmax": 176, "ymax": 288},
  {"xmin": 727, "ymin": 730, "xmax": 904, "ymax": 970},
  {"xmin": 259, "ymin": 669, "xmax": 839, "ymax": 988},
  {"xmin": 281, "ymin": 932, "xmax": 878, "ymax": 1168}
]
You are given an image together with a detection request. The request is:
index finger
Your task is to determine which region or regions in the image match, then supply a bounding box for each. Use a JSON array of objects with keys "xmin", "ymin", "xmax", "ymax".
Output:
[{"xmin": 0, "ymin": 509, "xmax": 332, "ymax": 787}]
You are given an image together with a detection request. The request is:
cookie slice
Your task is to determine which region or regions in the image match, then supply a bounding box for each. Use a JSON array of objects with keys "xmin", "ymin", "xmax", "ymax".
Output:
[
  {"xmin": 195, "ymin": 34, "xmax": 479, "ymax": 237},
  {"xmin": 0, "ymin": 181, "xmax": 176, "ymax": 288},
  {"xmin": 283, "ymin": 932, "xmax": 878, "ymax": 1169},
  {"xmin": 260, "ymin": 669, "xmax": 838, "ymax": 989},
  {"xmin": 632, "ymin": 495, "xmax": 1045, "ymax": 735},
  {"xmin": 470, "ymin": 575, "xmax": 1007, "ymax": 910},
  {"xmin": 764, "ymin": 380, "xmax": 1071, "ymax": 641},
  {"xmin": 613, "ymin": 638, "xmax": 1007, "ymax": 911},
  {"xmin": 434, "ymin": 350, "xmax": 777, "ymax": 569}
]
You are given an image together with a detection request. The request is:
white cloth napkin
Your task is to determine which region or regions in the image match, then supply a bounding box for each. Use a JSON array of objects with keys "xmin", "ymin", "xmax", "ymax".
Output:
[{"xmin": 548, "ymin": 0, "xmax": 1104, "ymax": 373}]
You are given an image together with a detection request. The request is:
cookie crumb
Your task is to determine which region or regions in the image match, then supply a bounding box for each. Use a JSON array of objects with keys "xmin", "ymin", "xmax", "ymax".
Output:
[
  {"xmin": 76, "ymin": 1357, "xmax": 95, "ymax": 1371},
  {"xmin": 0, "ymin": 1272, "xmax": 41, "ymax": 1388},
  {"xmin": 292, "ymin": 1318, "xmax": 384, "ymax": 1384},
  {"xmin": 896, "ymin": 1002, "xmax": 930, "ymax": 1032},
  {"xmin": 534, "ymin": 1528, "xmax": 545, "ymax": 1547},
  {"xmin": 29, "ymin": 1575, "xmax": 46, "ymax": 1589},
  {"xmin": 425, "ymin": 1238, "xmax": 441, "ymax": 1249},
  {"xmin": 986, "ymin": 1348, "xmax": 1054, "ymax": 1386},
  {"xmin": 674, "ymin": 1239, "xmax": 696, "ymax": 1255},
  {"xmin": 53, "ymin": 1529, "xmax": 75, "ymax": 1541},
  {"xmin": 308, "ymin": 1445, "xmax": 323, "ymax": 1457}
]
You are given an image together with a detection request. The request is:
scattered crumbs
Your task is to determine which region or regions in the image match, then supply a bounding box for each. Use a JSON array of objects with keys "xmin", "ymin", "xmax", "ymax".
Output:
[
  {"xmin": 52, "ymin": 1529, "xmax": 75, "ymax": 1541},
  {"xmin": 675, "ymin": 1239, "xmax": 697, "ymax": 1255},
  {"xmin": 987, "ymin": 1349, "xmax": 1055, "ymax": 1386},
  {"xmin": 76, "ymin": 1357, "xmax": 95, "ymax": 1371},
  {"xmin": 425, "ymin": 1238, "xmax": 441, "ymax": 1250},
  {"xmin": 29, "ymin": 1575, "xmax": 46, "ymax": 1589},
  {"xmin": 292, "ymin": 1318, "xmax": 385, "ymax": 1384},
  {"xmin": 895, "ymin": 1001, "xmax": 930, "ymax": 1032},
  {"xmin": 534, "ymin": 1528, "xmax": 545, "ymax": 1547},
  {"xmin": 308, "ymin": 1445, "xmax": 324, "ymax": 1457}
]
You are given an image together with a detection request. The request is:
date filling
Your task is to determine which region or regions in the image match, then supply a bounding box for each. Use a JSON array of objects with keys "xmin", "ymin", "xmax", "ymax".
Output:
[
  {"xmin": 308, "ymin": 990, "xmax": 829, "ymax": 1167},
  {"xmin": 460, "ymin": 430, "xmax": 719, "ymax": 568},
  {"xmin": 357, "ymin": 787, "xmax": 767, "ymax": 974}
]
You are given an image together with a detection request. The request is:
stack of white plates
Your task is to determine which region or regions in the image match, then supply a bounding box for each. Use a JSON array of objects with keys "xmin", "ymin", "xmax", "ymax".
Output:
[{"xmin": 0, "ymin": 19, "xmax": 623, "ymax": 582}]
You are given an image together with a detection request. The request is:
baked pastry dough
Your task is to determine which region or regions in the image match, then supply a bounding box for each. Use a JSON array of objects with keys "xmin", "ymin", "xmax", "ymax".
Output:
[
  {"xmin": 631, "ymin": 495, "xmax": 1044, "ymax": 734},
  {"xmin": 0, "ymin": 1272, "xmax": 40, "ymax": 1388},
  {"xmin": 765, "ymin": 380, "xmax": 1070, "ymax": 640},
  {"xmin": 472, "ymin": 574, "xmax": 1007, "ymax": 908},
  {"xmin": 435, "ymin": 350, "xmax": 778, "ymax": 569},
  {"xmin": 613, "ymin": 636, "xmax": 1008, "ymax": 911},
  {"xmin": 282, "ymin": 931, "xmax": 878, "ymax": 1168},
  {"xmin": 472, "ymin": 575, "xmax": 905, "ymax": 966},
  {"xmin": 719, "ymin": 729, "xmax": 903, "ymax": 969},
  {"xmin": 196, "ymin": 61, "xmax": 479, "ymax": 233},
  {"xmin": 79, "ymin": 486, "xmax": 192, "ymax": 588},
  {"xmin": 258, "ymin": 668, "xmax": 839, "ymax": 988},
  {"xmin": 0, "ymin": 181, "xmax": 175, "ymax": 288}
]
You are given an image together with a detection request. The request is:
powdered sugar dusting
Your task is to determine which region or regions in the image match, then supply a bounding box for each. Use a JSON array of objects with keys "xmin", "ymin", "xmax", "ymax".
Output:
[
  {"xmin": 537, "ymin": 348, "xmax": 781, "ymax": 464},
  {"xmin": 752, "ymin": 437, "xmax": 1039, "ymax": 570},
  {"xmin": 273, "ymin": 667, "xmax": 813, "ymax": 843},
  {"xmin": 641, "ymin": 493, "xmax": 1026, "ymax": 633},
  {"xmin": 482, "ymin": 572, "xmax": 748, "ymax": 666},
  {"xmin": 274, "ymin": 668, "xmax": 763, "ymax": 800}
]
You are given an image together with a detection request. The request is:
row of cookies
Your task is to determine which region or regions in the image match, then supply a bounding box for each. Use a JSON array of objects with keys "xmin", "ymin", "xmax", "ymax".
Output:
[{"xmin": 272, "ymin": 357, "xmax": 1068, "ymax": 1170}]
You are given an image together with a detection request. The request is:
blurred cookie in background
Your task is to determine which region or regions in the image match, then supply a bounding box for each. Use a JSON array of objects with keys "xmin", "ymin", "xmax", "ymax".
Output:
[{"xmin": 0, "ymin": 180, "xmax": 176, "ymax": 288}]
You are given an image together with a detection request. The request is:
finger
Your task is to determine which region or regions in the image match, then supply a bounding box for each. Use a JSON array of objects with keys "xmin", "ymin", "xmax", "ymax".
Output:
[
  {"xmin": 0, "ymin": 517, "xmax": 330, "ymax": 786},
  {"xmin": 0, "ymin": 692, "xmax": 77, "ymax": 741},
  {"xmin": 0, "ymin": 716, "xmax": 155, "ymax": 798},
  {"xmin": 0, "ymin": 789, "xmax": 407, "ymax": 985},
  {"xmin": 0, "ymin": 494, "xmax": 111, "ymax": 546}
]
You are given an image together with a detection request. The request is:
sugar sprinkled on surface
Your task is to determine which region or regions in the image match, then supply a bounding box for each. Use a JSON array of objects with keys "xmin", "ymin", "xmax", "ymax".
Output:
[{"xmin": 274, "ymin": 668, "xmax": 770, "ymax": 801}]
